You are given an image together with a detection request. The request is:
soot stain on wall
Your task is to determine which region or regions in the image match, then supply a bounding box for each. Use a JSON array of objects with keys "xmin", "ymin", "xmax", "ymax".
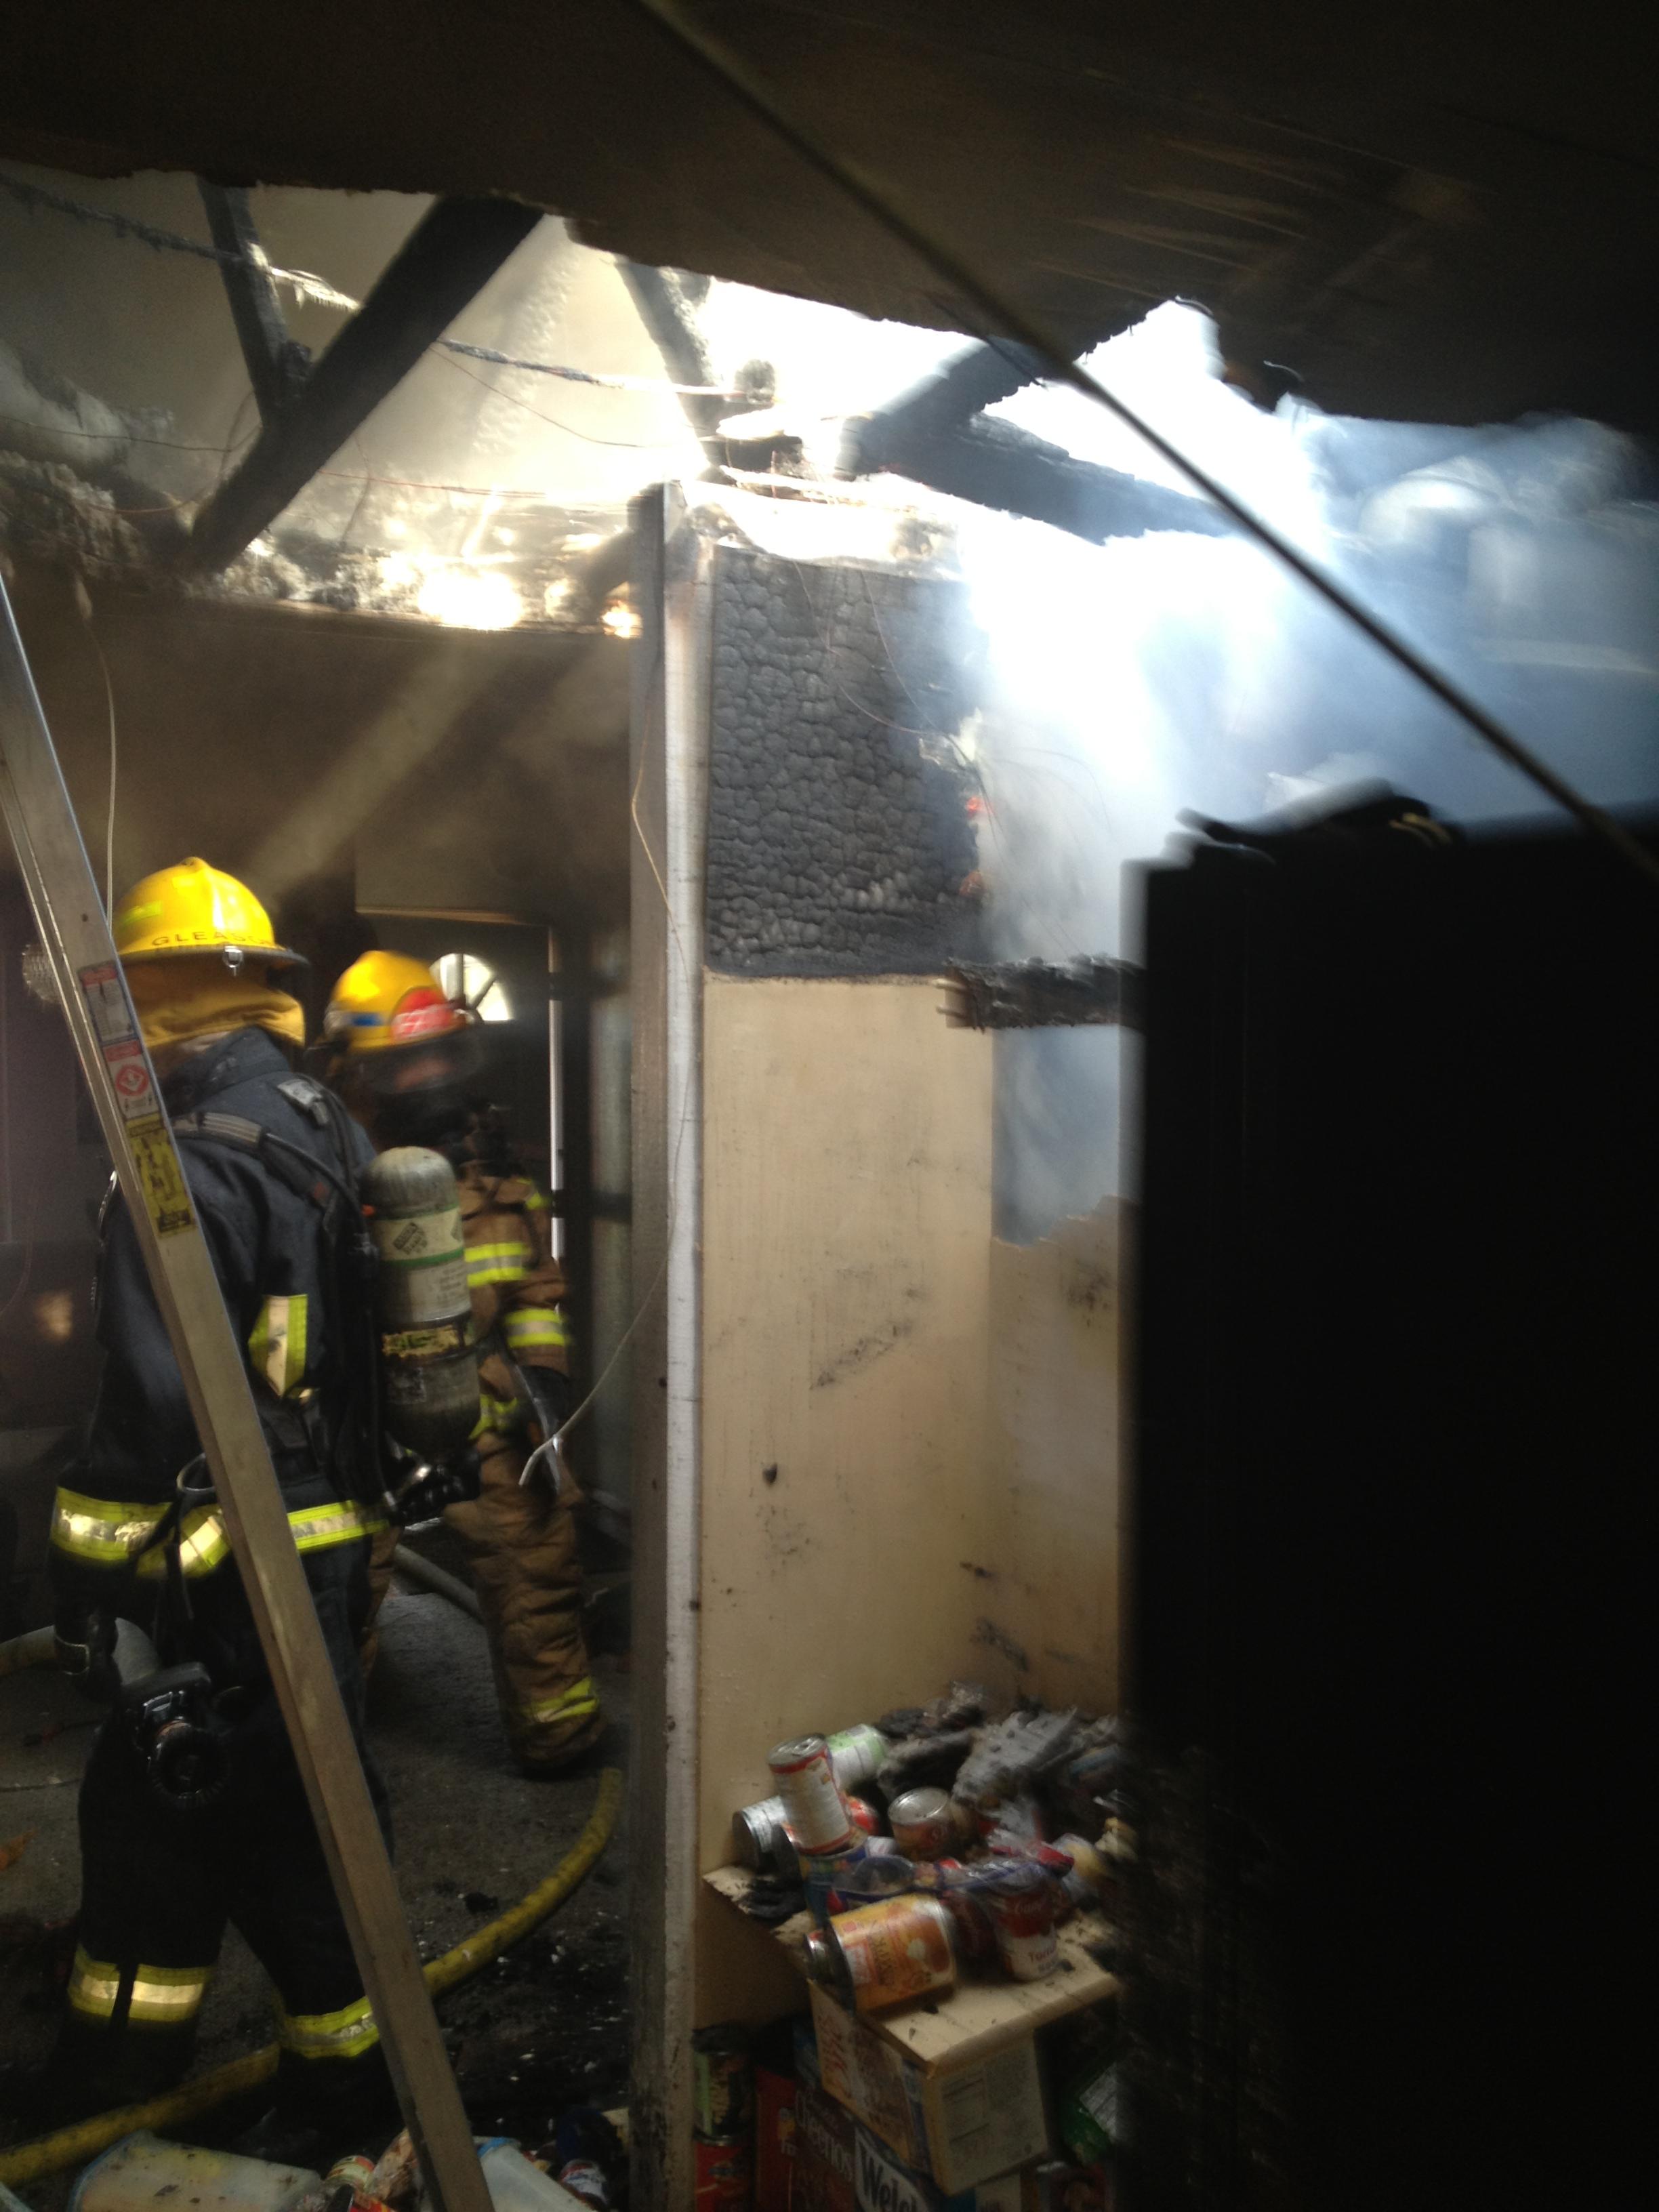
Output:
[{"xmin": 705, "ymin": 544, "xmax": 985, "ymax": 975}]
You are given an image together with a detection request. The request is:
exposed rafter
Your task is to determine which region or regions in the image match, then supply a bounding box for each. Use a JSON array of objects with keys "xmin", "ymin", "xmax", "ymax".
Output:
[{"xmin": 182, "ymin": 197, "xmax": 543, "ymax": 573}]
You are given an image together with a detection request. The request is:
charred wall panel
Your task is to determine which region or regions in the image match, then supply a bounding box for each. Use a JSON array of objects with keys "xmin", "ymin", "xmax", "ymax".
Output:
[{"xmin": 705, "ymin": 546, "xmax": 983, "ymax": 976}]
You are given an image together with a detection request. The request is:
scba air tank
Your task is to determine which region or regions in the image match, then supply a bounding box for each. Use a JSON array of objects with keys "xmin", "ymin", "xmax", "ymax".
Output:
[{"xmin": 361, "ymin": 1146, "xmax": 479, "ymax": 1462}]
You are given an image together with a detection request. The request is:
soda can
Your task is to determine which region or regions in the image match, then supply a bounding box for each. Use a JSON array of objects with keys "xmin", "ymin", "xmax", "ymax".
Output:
[
  {"xmin": 983, "ymin": 1862, "xmax": 1061, "ymax": 1981},
  {"xmin": 692, "ymin": 2022, "xmax": 754, "ymax": 2142},
  {"xmin": 801, "ymin": 1835, "xmax": 867, "ymax": 1925},
  {"xmin": 693, "ymin": 2133, "xmax": 754, "ymax": 2209},
  {"xmin": 768, "ymin": 1735, "xmax": 856, "ymax": 1853},
  {"xmin": 823, "ymin": 1722, "xmax": 886, "ymax": 1791},
  {"xmin": 325, "ymin": 2158, "xmax": 377, "ymax": 2203},
  {"xmin": 804, "ymin": 1895, "xmax": 956, "ymax": 2013},
  {"xmin": 887, "ymin": 1785, "xmax": 954, "ymax": 1860}
]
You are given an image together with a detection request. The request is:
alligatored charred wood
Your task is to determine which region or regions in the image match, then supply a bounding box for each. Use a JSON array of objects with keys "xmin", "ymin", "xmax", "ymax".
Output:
[{"xmin": 942, "ymin": 956, "xmax": 1145, "ymax": 1031}]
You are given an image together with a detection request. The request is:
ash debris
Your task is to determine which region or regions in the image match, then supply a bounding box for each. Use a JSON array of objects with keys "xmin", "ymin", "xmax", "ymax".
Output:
[{"xmin": 705, "ymin": 544, "xmax": 985, "ymax": 975}]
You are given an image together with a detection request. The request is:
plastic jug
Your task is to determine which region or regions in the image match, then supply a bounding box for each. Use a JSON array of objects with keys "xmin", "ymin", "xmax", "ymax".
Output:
[
  {"xmin": 419, "ymin": 2142, "xmax": 586, "ymax": 2212},
  {"xmin": 70, "ymin": 2133, "xmax": 323, "ymax": 2212}
]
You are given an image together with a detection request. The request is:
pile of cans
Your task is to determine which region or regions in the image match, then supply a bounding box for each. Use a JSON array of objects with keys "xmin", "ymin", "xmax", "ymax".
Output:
[{"xmin": 734, "ymin": 1726, "xmax": 1126, "ymax": 2017}]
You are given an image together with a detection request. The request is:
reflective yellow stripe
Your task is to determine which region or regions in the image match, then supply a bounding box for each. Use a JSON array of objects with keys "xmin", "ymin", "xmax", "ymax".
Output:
[
  {"xmin": 290, "ymin": 1500, "xmax": 387, "ymax": 1553},
  {"xmin": 466, "ymin": 1240, "xmax": 533, "ymax": 1286},
  {"xmin": 68, "ymin": 1948, "xmax": 211, "ymax": 2025},
  {"xmin": 520, "ymin": 1677, "xmax": 600, "ymax": 1727},
  {"xmin": 279, "ymin": 1993, "xmax": 380, "ymax": 2060},
  {"xmin": 472, "ymin": 1389, "xmax": 523, "ymax": 1439},
  {"xmin": 248, "ymin": 1293, "xmax": 309, "ymax": 1396},
  {"xmin": 127, "ymin": 1499, "xmax": 384, "ymax": 1581},
  {"xmin": 523, "ymin": 1189, "xmax": 549, "ymax": 1211},
  {"xmin": 136, "ymin": 1501, "xmax": 231, "ymax": 1580},
  {"xmin": 50, "ymin": 1487, "xmax": 167, "ymax": 1566},
  {"xmin": 502, "ymin": 1307, "xmax": 569, "ymax": 1352}
]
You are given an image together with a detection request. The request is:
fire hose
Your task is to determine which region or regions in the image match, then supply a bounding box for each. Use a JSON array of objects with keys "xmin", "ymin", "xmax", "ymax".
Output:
[{"xmin": 0, "ymin": 1594, "xmax": 623, "ymax": 2187}]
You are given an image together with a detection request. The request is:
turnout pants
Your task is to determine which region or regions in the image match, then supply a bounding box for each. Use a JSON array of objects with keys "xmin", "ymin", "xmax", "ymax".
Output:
[
  {"xmin": 49, "ymin": 1540, "xmax": 391, "ymax": 2121},
  {"xmin": 366, "ymin": 1444, "xmax": 599, "ymax": 1771}
]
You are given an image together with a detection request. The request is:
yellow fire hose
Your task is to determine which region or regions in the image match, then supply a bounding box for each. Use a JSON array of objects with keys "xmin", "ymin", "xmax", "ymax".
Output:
[{"xmin": 0, "ymin": 1764, "xmax": 621, "ymax": 2187}]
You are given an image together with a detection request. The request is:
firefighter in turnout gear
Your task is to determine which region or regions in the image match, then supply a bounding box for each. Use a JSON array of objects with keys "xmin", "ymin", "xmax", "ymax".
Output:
[
  {"xmin": 26, "ymin": 861, "xmax": 393, "ymax": 2157},
  {"xmin": 322, "ymin": 951, "xmax": 601, "ymax": 1774}
]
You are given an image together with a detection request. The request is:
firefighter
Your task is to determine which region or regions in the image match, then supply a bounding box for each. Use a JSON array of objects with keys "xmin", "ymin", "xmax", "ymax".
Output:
[
  {"xmin": 320, "ymin": 951, "xmax": 602, "ymax": 1775},
  {"xmin": 19, "ymin": 861, "xmax": 393, "ymax": 2158}
]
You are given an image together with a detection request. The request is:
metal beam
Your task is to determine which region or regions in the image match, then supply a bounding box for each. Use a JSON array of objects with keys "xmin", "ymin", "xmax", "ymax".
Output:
[
  {"xmin": 184, "ymin": 197, "xmax": 543, "ymax": 572},
  {"xmin": 0, "ymin": 579, "xmax": 490, "ymax": 2212},
  {"xmin": 197, "ymin": 180, "xmax": 310, "ymax": 422}
]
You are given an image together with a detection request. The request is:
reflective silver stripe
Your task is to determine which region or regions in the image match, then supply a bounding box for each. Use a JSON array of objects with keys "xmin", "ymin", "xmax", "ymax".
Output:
[
  {"xmin": 290, "ymin": 1501, "xmax": 384, "ymax": 1553},
  {"xmin": 50, "ymin": 1488, "xmax": 167, "ymax": 1565},
  {"xmin": 68, "ymin": 1947, "xmax": 211, "ymax": 2024},
  {"xmin": 279, "ymin": 1994, "xmax": 380, "ymax": 2060},
  {"xmin": 136, "ymin": 1501, "xmax": 231, "ymax": 1580},
  {"xmin": 248, "ymin": 1292, "xmax": 309, "ymax": 1396},
  {"xmin": 502, "ymin": 1307, "xmax": 569, "ymax": 1351}
]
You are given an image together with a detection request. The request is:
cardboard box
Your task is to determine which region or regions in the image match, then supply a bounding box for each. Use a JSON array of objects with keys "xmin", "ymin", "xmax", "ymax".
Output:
[
  {"xmin": 852, "ymin": 2125, "xmax": 1025, "ymax": 2212},
  {"xmin": 794, "ymin": 2079, "xmax": 858, "ymax": 2212},
  {"xmin": 809, "ymin": 1984, "xmax": 1050, "ymax": 2194}
]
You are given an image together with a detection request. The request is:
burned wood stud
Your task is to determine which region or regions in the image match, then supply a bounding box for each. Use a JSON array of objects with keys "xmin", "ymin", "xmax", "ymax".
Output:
[{"xmin": 942, "ymin": 956, "xmax": 1144, "ymax": 1030}]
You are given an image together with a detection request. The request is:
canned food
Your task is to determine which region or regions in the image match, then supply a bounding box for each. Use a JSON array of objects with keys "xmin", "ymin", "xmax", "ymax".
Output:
[
  {"xmin": 888, "ymin": 1785, "xmax": 954, "ymax": 1860},
  {"xmin": 691, "ymin": 2022, "xmax": 753, "ymax": 2142},
  {"xmin": 801, "ymin": 1835, "xmax": 867, "ymax": 1925},
  {"xmin": 693, "ymin": 2133, "xmax": 754, "ymax": 2209},
  {"xmin": 804, "ymin": 1895, "xmax": 956, "ymax": 2012},
  {"xmin": 768, "ymin": 1735, "xmax": 856, "ymax": 1853},
  {"xmin": 983, "ymin": 1862, "xmax": 1061, "ymax": 1981},
  {"xmin": 823, "ymin": 1722, "xmax": 886, "ymax": 1791},
  {"xmin": 844, "ymin": 1795, "xmax": 880, "ymax": 1836}
]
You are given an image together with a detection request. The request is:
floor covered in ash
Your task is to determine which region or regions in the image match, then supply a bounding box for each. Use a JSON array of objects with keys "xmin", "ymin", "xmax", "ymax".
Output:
[{"xmin": 0, "ymin": 1553, "xmax": 630, "ymax": 2187}]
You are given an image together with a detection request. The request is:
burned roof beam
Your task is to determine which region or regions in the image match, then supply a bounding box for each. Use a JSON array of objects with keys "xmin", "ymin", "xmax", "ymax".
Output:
[
  {"xmin": 842, "ymin": 337, "xmax": 1061, "ymax": 471},
  {"xmin": 182, "ymin": 197, "xmax": 542, "ymax": 573},
  {"xmin": 844, "ymin": 409, "xmax": 1229, "ymax": 544},
  {"xmin": 942, "ymin": 956, "xmax": 1144, "ymax": 1031},
  {"xmin": 197, "ymin": 181, "xmax": 310, "ymax": 422},
  {"xmin": 617, "ymin": 262, "xmax": 728, "ymax": 468}
]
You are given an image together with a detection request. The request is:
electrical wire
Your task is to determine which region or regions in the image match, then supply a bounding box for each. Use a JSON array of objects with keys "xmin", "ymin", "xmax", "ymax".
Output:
[
  {"xmin": 0, "ymin": 169, "xmax": 739, "ymax": 394},
  {"xmin": 435, "ymin": 348, "xmax": 697, "ymax": 452},
  {"xmin": 626, "ymin": 0, "xmax": 1659, "ymax": 892}
]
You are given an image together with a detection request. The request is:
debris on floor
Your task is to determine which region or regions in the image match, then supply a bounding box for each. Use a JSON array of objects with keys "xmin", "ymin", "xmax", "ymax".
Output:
[{"xmin": 704, "ymin": 1688, "xmax": 1130, "ymax": 2208}]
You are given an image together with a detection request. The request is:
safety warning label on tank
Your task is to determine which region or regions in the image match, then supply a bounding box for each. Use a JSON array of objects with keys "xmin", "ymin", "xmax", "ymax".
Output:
[
  {"xmin": 127, "ymin": 1115, "xmax": 194, "ymax": 1238},
  {"xmin": 77, "ymin": 960, "xmax": 138, "ymax": 1045},
  {"xmin": 102, "ymin": 1038, "xmax": 158, "ymax": 1122}
]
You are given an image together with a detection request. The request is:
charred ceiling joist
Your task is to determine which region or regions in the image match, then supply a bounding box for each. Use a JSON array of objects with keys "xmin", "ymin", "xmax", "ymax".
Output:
[
  {"xmin": 182, "ymin": 196, "xmax": 543, "ymax": 573},
  {"xmin": 840, "ymin": 342, "xmax": 1227, "ymax": 545},
  {"xmin": 942, "ymin": 957, "xmax": 1145, "ymax": 1032}
]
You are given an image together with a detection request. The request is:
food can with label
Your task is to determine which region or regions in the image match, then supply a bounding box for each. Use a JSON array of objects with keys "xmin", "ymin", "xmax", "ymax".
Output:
[
  {"xmin": 887, "ymin": 1785, "xmax": 954, "ymax": 1860},
  {"xmin": 692, "ymin": 2022, "xmax": 754, "ymax": 2142},
  {"xmin": 768, "ymin": 1735, "xmax": 856, "ymax": 1853},
  {"xmin": 983, "ymin": 1862, "xmax": 1061, "ymax": 1981},
  {"xmin": 804, "ymin": 1894, "xmax": 956, "ymax": 2012},
  {"xmin": 692, "ymin": 2133, "xmax": 754, "ymax": 2209},
  {"xmin": 823, "ymin": 1722, "xmax": 886, "ymax": 1792}
]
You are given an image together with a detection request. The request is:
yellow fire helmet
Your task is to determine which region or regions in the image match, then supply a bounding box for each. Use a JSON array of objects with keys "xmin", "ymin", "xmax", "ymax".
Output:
[
  {"xmin": 112, "ymin": 857, "xmax": 304, "ymax": 971},
  {"xmin": 324, "ymin": 949, "xmax": 472, "ymax": 1054}
]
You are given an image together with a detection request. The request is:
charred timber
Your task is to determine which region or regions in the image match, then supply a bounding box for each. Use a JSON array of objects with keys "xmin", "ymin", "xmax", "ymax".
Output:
[
  {"xmin": 943, "ymin": 956, "xmax": 1144, "ymax": 1031},
  {"xmin": 197, "ymin": 181, "xmax": 310, "ymax": 423},
  {"xmin": 182, "ymin": 197, "xmax": 543, "ymax": 573},
  {"xmin": 843, "ymin": 411, "xmax": 1228, "ymax": 544}
]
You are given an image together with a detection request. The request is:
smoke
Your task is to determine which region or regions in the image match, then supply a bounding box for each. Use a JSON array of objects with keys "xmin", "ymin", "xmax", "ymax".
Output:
[{"xmin": 949, "ymin": 305, "xmax": 1659, "ymax": 1237}]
